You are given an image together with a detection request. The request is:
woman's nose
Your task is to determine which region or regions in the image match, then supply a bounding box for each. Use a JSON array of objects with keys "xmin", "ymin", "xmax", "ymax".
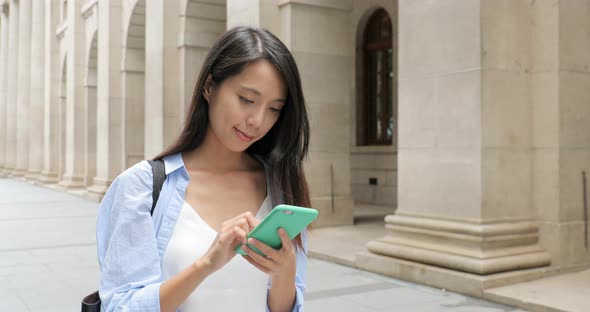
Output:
[{"xmin": 246, "ymin": 107, "xmax": 265, "ymax": 128}]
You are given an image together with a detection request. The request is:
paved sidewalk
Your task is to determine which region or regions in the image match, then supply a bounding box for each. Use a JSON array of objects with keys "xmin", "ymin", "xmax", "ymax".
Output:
[
  {"xmin": 0, "ymin": 179, "xmax": 523, "ymax": 311},
  {"xmin": 485, "ymin": 269, "xmax": 590, "ymax": 312}
]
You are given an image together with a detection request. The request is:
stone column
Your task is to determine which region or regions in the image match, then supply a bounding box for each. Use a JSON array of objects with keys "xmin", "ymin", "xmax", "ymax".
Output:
[
  {"xmin": 25, "ymin": 0, "xmax": 45, "ymax": 180},
  {"xmin": 357, "ymin": 0, "xmax": 550, "ymax": 297},
  {"xmin": 226, "ymin": 0, "xmax": 280, "ymax": 35},
  {"xmin": 14, "ymin": 0, "xmax": 31, "ymax": 177},
  {"xmin": 83, "ymin": 59, "xmax": 97, "ymax": 187},
  {"xmin": 121, "ymin": 1, "xmax": 145, "ymax": 169},
  {"xmin": 144, "ymin": 0, "xmax": 181, "ymax": 159},
  {"xmin": 278, "ymin": 0, "xmax": 354, "ymax": 226},
  {"xmin": 121, "ymin": 61, "xmax": 145, "ymax": 169},
  {"xmin": 87, "ymin": 0, "xmax": 123, "ymax": 200},
  {"xmin": 4, "ymin": 0, "xmax": 18, "ymax": 175},
  {"xmin": 555, "ymin": 1, "xmax": 590, "ymax": 267},
  {"xmin": 82, "ymin": 3, "xmax": 98, "ymax": 188},
  {"xmin": 179, "ymin": 0, "xmax": 225, "ymax": 124},
  {"xmin": 58, "ymin": 0, "xmax": 85, "ymax": 188},
  {"xmin": 80, "ymin": 2, "xmax": 98, "ymax": 188},
  {"xmin": 532, "ymin": 0, "xmax": 590, "ymax": 269},
  {"xmin": 0, "ymin": 1, "xmax": 9, "ymax": 175},
  {"xmin": 39, "ymin": 0, "xmax": 60, "ymax": 184},
  {"xmin": 144, "ymin": 0, "xmax": 164, "ymax": 159}
]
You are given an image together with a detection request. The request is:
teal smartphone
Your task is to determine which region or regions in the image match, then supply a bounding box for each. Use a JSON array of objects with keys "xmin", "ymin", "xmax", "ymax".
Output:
[{"xmin": 235, "ymin": 204, "xmax": 318, "ymax": 257}]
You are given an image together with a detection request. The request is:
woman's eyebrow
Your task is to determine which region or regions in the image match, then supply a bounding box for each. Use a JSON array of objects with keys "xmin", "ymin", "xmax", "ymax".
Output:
[
  {"xmin": 240, "ymin": 85, "xmax": 261, "ymax": 96},
  {"xmin": 239, "ymin": 85, "xmax": 286, "ymax": 103}
]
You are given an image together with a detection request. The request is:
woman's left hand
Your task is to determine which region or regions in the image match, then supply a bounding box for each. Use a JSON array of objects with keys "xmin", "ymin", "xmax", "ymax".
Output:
[{"xmin": 241, "ymin": 228, "xmax": 296, "ymax": 278}]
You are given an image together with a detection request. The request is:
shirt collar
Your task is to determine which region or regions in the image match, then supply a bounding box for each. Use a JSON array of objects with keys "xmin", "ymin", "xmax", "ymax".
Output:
[
  {"xmin": 162, "ymin": 153, "xmax": 186, "ymax": 176},
  {"xmin": 162, "ymin": 152, "xmax": 269, "ymax": 179}
]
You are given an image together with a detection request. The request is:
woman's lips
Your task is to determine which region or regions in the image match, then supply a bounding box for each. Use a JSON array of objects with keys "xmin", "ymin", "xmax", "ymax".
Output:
[{"xmin": 234, "ymin": 127, "xmax": 253, "ymax": 142}]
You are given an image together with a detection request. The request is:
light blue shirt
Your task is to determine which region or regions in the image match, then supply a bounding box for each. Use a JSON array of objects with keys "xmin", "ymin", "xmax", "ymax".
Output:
[{"xmin": 96, "ymin": 152, "xmax": 307, "ymax": 311}]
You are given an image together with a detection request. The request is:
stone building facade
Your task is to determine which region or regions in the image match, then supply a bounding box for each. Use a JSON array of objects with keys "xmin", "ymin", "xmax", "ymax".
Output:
[{"xmin": 1, "ymin": 0, "xmax": 589, "ymax": 299}]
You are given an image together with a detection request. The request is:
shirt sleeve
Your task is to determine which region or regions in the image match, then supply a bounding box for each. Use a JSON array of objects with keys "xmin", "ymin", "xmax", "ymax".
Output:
[
  {"xmin": 96, "ymin": 161, "xmax": 163, "ymax": 312},
  {"xmin": 266, "ymin": 230, "xmax": 308, "ymax": 312}
]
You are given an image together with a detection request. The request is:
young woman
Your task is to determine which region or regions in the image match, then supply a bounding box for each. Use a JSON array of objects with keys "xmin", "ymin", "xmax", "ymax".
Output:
[{"xmin": 96, "ymin": 26, "xmax": 311, "ymax": 311}]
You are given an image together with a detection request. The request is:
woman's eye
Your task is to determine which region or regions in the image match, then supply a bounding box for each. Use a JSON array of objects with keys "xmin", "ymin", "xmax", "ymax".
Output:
[
  {"xmin": 239, "ymin": 96, "xmax": 254, "ymax": 104},
  {"xmin": 270, "ymin": 107, "xmax": 282, "ymax": 113}
]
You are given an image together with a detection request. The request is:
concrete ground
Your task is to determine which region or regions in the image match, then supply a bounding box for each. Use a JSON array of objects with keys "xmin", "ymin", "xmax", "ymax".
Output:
[
  {"xmin": 1, "ymin": 178, "xmax": 523, "ymax": 311},
  {"xmin": 485, "ymin": 269, "xmax": 590, "ymax": 312}
]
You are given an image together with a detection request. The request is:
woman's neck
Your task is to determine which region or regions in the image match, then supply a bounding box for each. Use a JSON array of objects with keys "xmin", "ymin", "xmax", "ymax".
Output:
[{"xmin": 182, "ymin": 126, "xmax": 256, "ymax": 172}]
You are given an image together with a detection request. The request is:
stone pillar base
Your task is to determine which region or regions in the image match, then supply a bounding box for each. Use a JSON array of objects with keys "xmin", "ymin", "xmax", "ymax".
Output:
[
  {"xmin": 2, "ymin": 168, "xmax": 20, "ymax": 179},
  {"xmin": 87, "ymin": 177, "xmax": 112, "ymax": 202},
  {"xmin": 311, "ymin": 196, "xmax": 354, "ymax": 227},
  {"xmin": 366, "ymin": 213, "xmax": 551, "ymax": 275},
  {"xmin": 24, "ymin": 170, "xmax": 41, "ymax": 182},
  {"xmin": 355, "ymin": 252, "xmax": 556, "ymax": 298},
  {"xmin": 38, "ymin": 170, "xmax": 59, "ymax": 184},
  {"xmin": 11, "ymin": 168, "xmax": 26, "ymax": 177},
  {"xmin": 58, "ymin": 174, "xmax": 85, "ymax": 189}
]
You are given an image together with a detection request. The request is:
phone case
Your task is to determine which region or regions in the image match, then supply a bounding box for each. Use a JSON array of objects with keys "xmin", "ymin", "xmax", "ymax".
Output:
[{"xmin": 235, "ymin": 204, "xmax": 318, "ymax": 257}]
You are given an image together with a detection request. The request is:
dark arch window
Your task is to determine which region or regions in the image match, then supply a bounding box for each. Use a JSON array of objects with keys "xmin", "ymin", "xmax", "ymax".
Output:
[{"xmin": 359, "ymin": 8, "xmax": 394, "ymax": 146}]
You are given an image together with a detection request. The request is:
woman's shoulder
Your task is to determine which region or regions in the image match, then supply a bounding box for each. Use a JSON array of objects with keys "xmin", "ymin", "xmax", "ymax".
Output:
[
  {"xmin": 112, "ymin": 160, "xmax": 153, "ymax": 190},
  {"xmin": 97, "ymin": 161, "xmax": 155, "ymax": 219},
  {"xmin": 123, "ymin": 160, "xmax": 152, "ymax": 179}
]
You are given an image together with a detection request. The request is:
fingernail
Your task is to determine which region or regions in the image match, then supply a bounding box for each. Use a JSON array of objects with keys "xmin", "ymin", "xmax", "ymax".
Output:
[{"xmin": 248, "ymin": 238, "xmax": 256, "ymax": 244}]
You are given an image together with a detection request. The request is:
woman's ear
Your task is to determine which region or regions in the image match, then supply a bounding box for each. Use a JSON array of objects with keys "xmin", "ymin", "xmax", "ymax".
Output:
[{"xmin": 203, "ymin": 74, "xmax": 214, "ymax": 102}]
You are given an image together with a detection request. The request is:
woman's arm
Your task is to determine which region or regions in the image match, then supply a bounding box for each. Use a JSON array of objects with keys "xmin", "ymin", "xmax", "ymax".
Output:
[
  {"xmin": 267, "ymin": 268, "xmax": 297, "ymax": 312},
  {"xmin": 159, "ymin": 258, "xmax": 214, "ymax": 312},
  {"xmin": 241, "ymin": 229, "xmax": 308, "ymax": 312},
  {"xmin": 97, "ymin": 163, "xmax": 164, "ymax": 311},
  {"xmin": 268, "ymin": 230, "xmax": 307, "ymax": 312}
]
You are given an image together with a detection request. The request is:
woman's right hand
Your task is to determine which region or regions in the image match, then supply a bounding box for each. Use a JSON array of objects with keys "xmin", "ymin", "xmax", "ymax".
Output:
[
  {"xmin": 161, "ymin": 211, "xmax": 258, "ymax": 312},
  {"xmin": 199, "ymin": 211, "xmax": 259, "ymax": 273}
]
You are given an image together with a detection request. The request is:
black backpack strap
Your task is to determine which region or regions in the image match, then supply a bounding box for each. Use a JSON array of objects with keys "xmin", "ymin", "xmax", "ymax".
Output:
[{"xmin": 147, "ymin": 159, "xmax": 166, "ymax": 216}]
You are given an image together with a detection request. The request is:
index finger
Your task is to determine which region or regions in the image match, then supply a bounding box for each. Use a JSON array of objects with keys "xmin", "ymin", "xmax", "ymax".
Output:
[{"xmin": 227, "ymin": 211, "xmax": 258, "ymax": 230}]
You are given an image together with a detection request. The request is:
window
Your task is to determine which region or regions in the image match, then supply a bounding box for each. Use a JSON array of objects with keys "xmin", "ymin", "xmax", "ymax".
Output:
[{"xmin": 359, "ymin": 8, "xmax": 395, "ymax": 146}]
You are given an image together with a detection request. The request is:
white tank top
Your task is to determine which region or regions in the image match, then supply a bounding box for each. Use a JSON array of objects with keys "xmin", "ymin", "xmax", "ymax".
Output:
[{"xmin": 162, "ymin": 195, "xmax": 272, "ymax": 311}]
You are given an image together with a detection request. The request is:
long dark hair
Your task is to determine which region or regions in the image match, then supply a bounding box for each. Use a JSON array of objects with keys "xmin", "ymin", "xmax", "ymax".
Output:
[{"xmin": 154, "ymin": 26, "xmax": 310, "ymax": 249}]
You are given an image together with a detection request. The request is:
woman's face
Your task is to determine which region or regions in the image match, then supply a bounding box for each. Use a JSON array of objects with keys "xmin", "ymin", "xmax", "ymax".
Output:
[{"xmin": 204, "ymin": 59, "xmax": 287, "ymax": 152}]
